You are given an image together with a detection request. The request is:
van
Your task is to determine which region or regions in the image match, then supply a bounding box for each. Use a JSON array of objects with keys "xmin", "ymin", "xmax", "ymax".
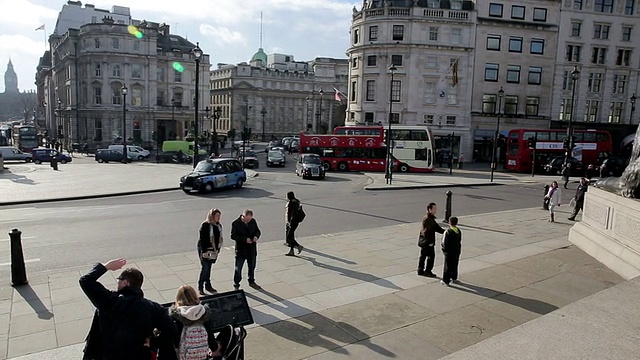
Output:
[
  {"xmin": 108, "ymin": 145, "xmax": 150, "ymax": 160},
  {"xmin": 161, "ymin": 140, "xmax": 208, "ymax": 156},
  {"xmin": 0, "ymin": 146, "xmax": 32, "ymax": 162}
]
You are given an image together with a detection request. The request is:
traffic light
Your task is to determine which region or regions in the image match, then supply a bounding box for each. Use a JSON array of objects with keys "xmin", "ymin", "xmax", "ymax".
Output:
[
  {"xmin": 563, "ymin": 138, "xmax": 570, "ymax": 150},
  {"xmin": 570, "ymin": 135, "xmax": 577, "ymax": 150},
  {"xmin": 527, "ymin": 137, "xmax": 536, "ymax": 150}
]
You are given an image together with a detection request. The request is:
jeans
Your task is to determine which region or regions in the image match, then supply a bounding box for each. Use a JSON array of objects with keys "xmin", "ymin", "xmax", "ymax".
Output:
[
  {"xmin": 234, "ymin": 252, "xmax": 257, "ymax": 286},
  {"xmin": 286, "ymin": 222, "xmax": 300, "ymax": 249},
  {"xmin": 197, "ymin": 249, "xmax": 213, "ymax": 289},
  {"xmin": 442, "ymin": 252, "xmax": 460, "ymax": 284},
  {"xmin": 418, "ymin": 245, "xmax": 435, "ymax": 273}
]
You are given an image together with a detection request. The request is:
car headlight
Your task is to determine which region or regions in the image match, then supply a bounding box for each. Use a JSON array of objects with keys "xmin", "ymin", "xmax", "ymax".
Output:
[
  {"xmin": 194, "ymin": 177, "xmax": 202, "ymax": 183},
  {"xmin": 180, "ymin": 176, "xmax": 186, "ymax": 182}
]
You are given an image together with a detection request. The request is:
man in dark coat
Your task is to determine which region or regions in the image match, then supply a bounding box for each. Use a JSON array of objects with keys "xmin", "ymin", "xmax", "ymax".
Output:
[
  {"xmin": 440, "ymin": 216, "xmax": 462, "ymax": 286},
  {"xmin": 562, "ymin": 163, "xmax": 571, "ymax": 189},
  {"xmin": 79, "ymin": 258, "xmax": 176, "ymax": 360},
  {"xmin": 568, "ymin": 177, "xmax": 589, "ymax": 221},
  {"xmin": 231, "ymin": 209, "xmax": 262, "ymax": 290},
  {"xmin": 418, "ymin": 202, "xmax": 445, "ymax": 277},
  {"xmin": 285, "ymin": 191, "xmax": 304, "ymax": 256}
]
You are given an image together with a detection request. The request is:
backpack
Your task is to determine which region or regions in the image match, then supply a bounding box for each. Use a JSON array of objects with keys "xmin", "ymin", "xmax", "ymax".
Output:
[
  {"xmin": 177, "ymin": 323, "xmax": 209, "ymax": 360},
  {"xmin": 295, "ymin": 204, "xmax": 306, "ymax": 223}
]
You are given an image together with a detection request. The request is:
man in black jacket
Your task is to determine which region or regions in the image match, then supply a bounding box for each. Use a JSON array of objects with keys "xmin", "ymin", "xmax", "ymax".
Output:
[
  {"xmin": 231, "ymin": 209, "xmax": 262, "ymax": 290},
  {"xmin": 285, "ymin": 191, "xmax": 304, "ymax": 256},
  {"xmin": 79, "ymin": 258, "xmax": 176, "ymax": 360},
  {"xmin": 418, "ymin": 202, "xmax": 445, "ymax": 277},
  {"xmin": 440, "ymin": 216, "xmax": 462, "ymax": 286},
  {"xmin": 568, "ymin": 177, "xmax": 588, "ymax": 221}
]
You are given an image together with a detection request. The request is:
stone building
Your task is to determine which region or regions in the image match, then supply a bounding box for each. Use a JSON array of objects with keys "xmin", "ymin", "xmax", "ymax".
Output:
[
  {"xmin": 0, "ymin": 59, "xmax": 37, "ymax": 123},
  {"xmin": 209, "ymin": 53, "xmax": 348, "ymax": 140}
]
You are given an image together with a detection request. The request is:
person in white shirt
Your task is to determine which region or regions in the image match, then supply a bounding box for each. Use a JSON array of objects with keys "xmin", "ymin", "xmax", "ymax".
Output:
[{"xmin": 545, "ymin": 181, "xmax": 562, "ymax": 222}]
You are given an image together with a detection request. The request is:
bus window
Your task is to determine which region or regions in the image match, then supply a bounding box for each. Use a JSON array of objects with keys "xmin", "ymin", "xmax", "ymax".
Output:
[
  {"xmin": 557, "ymin": 133, "xmax": 568, "ymax": 141},
  {"xmin": 573, "ymin": 133, "xmax": 583, "ymax": 141},
  {"xmin": 582, "ymin": 132, "xmax": 596, "ymax": 141},
  {"xmin": 508, "ymin": 143, "xmax": 519, "ymax": 156},
  {"xmin": 415, "ymin": 149, "xmax": 428, "ymax": 160},
  {"xmin": 410, "ymin": 130, "xmax": 428, "ymax": 140},
  {"xmin": 596, "ymin": 132, "xmax": 609, "ymax": 142},
  {"xmin": 391, "ymin": 130, "xmax": 411, "ymax": 140},
  {"xmin": 523, "ymin": 131, "xmax": 535, "ymax": 141},
  {"xmin": 509, "ymin": 131, "xmax": 519, "ymax": 139},
  {"xmin": 536, "ymin": 132, "xmax": 549, "ymax": 141}
]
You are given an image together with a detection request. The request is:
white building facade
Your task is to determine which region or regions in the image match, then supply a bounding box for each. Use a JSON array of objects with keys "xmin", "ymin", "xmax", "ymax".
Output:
[{"xmin": 54, "ymin": 1, "xmax": 132, "ymax": 35}]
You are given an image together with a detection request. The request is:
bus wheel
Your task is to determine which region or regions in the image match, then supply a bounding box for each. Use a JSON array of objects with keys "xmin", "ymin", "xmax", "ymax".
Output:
[
  {"xmin": 322, "ymin": 162, "xmax": 331, "ymax": 171},
  {"xmin": 338, "ymin": 162, "xmax": 348, "ymax": 171},
  {"xmin": 399, "ymin": 163, "xmax": 410, "ymax": 172}
]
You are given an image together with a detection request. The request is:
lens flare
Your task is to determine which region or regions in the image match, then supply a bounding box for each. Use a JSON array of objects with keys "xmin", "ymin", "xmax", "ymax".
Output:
[
  {"xmin": 172, "ymin": 62, "xmax": 185, "ymax": 72},
  {"xmin": 127, "ymin": 25, "xmax": 143, "ymax": 39}
]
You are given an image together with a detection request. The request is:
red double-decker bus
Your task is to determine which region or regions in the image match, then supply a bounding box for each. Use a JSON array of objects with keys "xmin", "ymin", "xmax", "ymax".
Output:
[
  {"xmin": 299, "ymin": 132, "xmax": 388, "ymax": 172},
  {"xmin": 506, "ymin": 128, "xmax": 613, "ymax": 172}
]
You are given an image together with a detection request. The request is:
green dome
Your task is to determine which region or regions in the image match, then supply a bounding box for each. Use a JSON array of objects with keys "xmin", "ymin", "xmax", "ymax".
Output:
[{"xmin": 251, "ymin": 47, "xmax": 267, "ymax": 63}]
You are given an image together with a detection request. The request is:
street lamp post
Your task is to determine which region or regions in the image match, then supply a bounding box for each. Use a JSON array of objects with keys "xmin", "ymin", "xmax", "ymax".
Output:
[
  {"xmin": 55, "ymin": 98, "xmax": 62, "ymax": 150},
  {"xmin": 204, "ymin": 106, "xmax": 210, "ymax": 155},
  {"xmin": 260, "ymin": 108, "xmax": 267, "ymax": 141},
  {"xmin": 387, "ymin": 64, "xmax": 397, "ymax": 185},
  {"xmin": 305, "ymin": 96, "xmax": 311, "ymax": 131},
  {"xmin": 192, "ymin": 42, "xmax": 203, "ymax": 168},
  {"xmin": 315, "ymin": 89, "xmax": 324, "ymax": 133},
  {"xmin": 490, "ymin": 87, "xmax": 504, "ymax": 182},
  {"xmin": 121, "ymin": 85, "xmax": 128, "ymax": 161},
  {"xmin": 243, "ymin": 100, "xmax": 249, "ymax": 169},
  {"xmin": 212, "ymin": 106, "xmax": 221, "ymax": 156},
  {"xmin": 630, "ymin": 93, "xmax": 637, "ymax": 124},
  {"xmin": 565, "ymin": 66, "xmax": 580, "ymax": 167}
]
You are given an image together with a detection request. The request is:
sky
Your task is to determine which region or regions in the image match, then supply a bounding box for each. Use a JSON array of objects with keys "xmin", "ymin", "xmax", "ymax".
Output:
[{"xmin": 0, "ymin": 0, "xmax": 358, "ymax": 92}]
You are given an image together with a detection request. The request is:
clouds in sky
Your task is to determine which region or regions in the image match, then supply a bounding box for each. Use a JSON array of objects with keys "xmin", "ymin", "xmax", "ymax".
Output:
[{"xmin": 0, "ymin": 0, "xmax": 356, "ymax": 92}]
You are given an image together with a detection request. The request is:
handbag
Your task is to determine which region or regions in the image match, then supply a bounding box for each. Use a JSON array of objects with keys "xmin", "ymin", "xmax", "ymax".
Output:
[
  {"xmin": 418, "ymin": 233, "xmax": 427, "ymax": 247},
  {"xmin": 202, "ymin": 248, "xmax": 218, "ymax": 261}
]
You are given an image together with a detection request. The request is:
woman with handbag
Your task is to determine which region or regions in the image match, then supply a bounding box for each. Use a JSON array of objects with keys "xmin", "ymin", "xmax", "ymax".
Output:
[{"xmin": 198, "ymin": 209, "xmax": 223, "ymax": 296}]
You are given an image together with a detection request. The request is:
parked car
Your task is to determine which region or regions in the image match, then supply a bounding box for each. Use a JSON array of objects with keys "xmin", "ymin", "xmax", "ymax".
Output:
[
  {"xmin": 180, "ymin": 158, "xmax": 247, "ymax": 194},
  {"xmin": 236, "ymin": 149, "xmax": 259, "ymax": 169},
  {"xmin": 296, "ymin": 153, "xmax": 326, "ymax": 179},
  {"xmin": 289, "ymin": 139, "xmax": 299, "ymax": 153},
  {"xmin": 155, "ymin": 151, "xmax": 192, "ymax": 164},
  {"xmin": 0, "ymin": 146, "xmax": 32, "ymax": 162},
  {"xmin": 599, "ymin": 157, "xmax": 629, "ymax": 178},
  {"xmin": 271, "ymin": 146, "xmax": 286, "ymax": 156},
  {"xmin": 95, "ymin": 149, "xmax": 129, "ymax": 163},
  {"xmin": 31, "ymin": 148, "xmax": 72, "ymax": 164},
  {"xmin": 264, "ymin": 140, "xmax": 280, "ymax": 153},
  {"xmin": 232, "ymin": 140, "xmax": 254, "ymax": 150},
  {"xmin": 266, "ymin": 150, "xmax": 286, "ymax": 167},
  {"xmin": 543, "ymin": 156, "xmax": 584, "ymax": 176},
  {"xmin": 108, "ymin": 145, "xmax": 150, "ymax": 160}
]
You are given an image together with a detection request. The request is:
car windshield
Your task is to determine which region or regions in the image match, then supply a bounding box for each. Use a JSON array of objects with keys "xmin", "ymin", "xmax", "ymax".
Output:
[
  {"xmin": 303, "ymin": 156, "xmax": 321, "ymax": 164},
  {"xmin": 239, "ymin": 150, "xmax": 256, "ymax": 157},
  {"xmin": 194, "ymin": 161, "xmax": 214, "ymax": 172},
  {"xmin": 268, "ymin": 151, "xmax": 284, "ymax": 159}
]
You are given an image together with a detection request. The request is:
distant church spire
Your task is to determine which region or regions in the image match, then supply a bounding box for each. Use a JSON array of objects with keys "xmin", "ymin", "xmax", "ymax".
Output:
[{"xmin": 4, "ymin": 57, "xmax": 19, "ymax": 94}]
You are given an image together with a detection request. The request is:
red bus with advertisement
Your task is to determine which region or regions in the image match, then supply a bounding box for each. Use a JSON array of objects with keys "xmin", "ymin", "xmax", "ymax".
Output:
[{"xmin": 505, "ymin": 128, "xmax": 613, "ymax": 172}]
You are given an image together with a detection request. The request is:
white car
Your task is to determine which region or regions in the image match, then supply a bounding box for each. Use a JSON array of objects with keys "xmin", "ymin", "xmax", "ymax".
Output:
[{"xmin": 108, "ymin": 145, "xmax": 150, "ymax": 160}]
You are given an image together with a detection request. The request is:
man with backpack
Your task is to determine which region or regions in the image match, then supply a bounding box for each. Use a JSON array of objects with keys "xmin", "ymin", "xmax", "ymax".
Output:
[{"xmin": 285, "ymin": 191, "xmax": 305, "ymax": 256}]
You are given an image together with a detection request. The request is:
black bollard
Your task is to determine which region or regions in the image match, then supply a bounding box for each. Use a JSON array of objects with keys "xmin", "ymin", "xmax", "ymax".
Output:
[
  {"xmin": 444, "ymin": 190, "xmax": 452, "ymax": 223},
  {"xmin": 543, "ymin": 184, "xmax": 550, "ymax": 210},
  {"xmin": 50, "ymin": 157, "xmax": 58, "ymax": 171},
  {"xmin": 9, "ymin": 229, "xmax": 28, "ymax": 286}
]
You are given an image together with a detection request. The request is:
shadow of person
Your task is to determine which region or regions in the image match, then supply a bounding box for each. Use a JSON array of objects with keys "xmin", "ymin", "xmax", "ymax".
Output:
[
  {"xmin": 14, "ymin": 285, "xmax": 54, "ymax": 320},
  {"xmin": 5, "ymin": 173, "xmax": 38, "ymax": 185},
  {"xmin": 299, "ymin": 255, "xmax": 403, "ymax": 291},
  {"xmin": 452, "ymin": 281, "xmax": 558, "ymax": 315},
  {"xmin": 300, "ymin": 248, "xmax": 357, "ymax": 265}
]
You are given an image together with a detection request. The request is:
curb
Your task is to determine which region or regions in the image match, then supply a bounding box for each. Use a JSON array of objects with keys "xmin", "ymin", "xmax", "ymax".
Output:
[
  {"xmin": 0, "ymin": 187, "xmax": 180, "ymax": 206},
  {"xmin": 364, "ymin": 182, "xmax": 504, "ymax": 191}
]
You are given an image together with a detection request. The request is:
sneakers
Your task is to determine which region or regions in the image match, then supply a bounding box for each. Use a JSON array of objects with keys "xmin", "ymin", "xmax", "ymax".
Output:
[
  {"xmin": 424, "ymin": 272, "xmax": 437, "ymax": 278},
  {"xmin": 440, "ymin": 280, "xmax": 450, "ymax": 286},
  {"xmin": 452, "ymin": 279, "xmax": 461, "ymax": 285},
  {"xmin": 249, "ymin": 282, "xmax": 262, "ymax": 290}
]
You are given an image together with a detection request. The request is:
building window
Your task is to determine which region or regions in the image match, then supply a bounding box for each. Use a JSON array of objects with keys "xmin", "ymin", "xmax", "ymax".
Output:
[
  {"xmin": 530, "ymin": 39, "xmax": 545, "ymax": 54},
  {"xmin": 588, "ymin": 73, "xmax": 603, "ymax": 92},
  {"xmin": 423, "ymin": 114, "xmax": 434, "ymax": 124},
  {"xmin": 613, "ymin": 74, "xmax": 627, "ymax": 93},
  {"xmin": 428, "ymin": 0, "xmax": 441, "ymax": 7},
  {"xmin": 526, "ymin": 97, "xmax": 540, "ymax": 116},
  {"xmin": 366, "ymin": 80, "xmax": 376, "ymax": 101},
  {"xmin": 364, "ymin": 112, "xmax": 374, "ymax": 123},
  {"xmin": 450, "ymin": 0, "xmax": 462, "ymax": 9},
  {"xmin": 594, "ymin": 0, "xmax": 614, "ymax": 13},
  {"xmin": 391, "ymin": 80, "xmax": 401, "ymax": 102},
  {"xmin": 94, "ymin": 38, "xmax": 100, "ymax": 48},
  {"xmin": 390, "ymin": 113, "xmax": 400, "ymax": 124},
  {"xmin": 133, "ymin": 40, "xmax": 140, "ymax": 51},
  {"xmin": 451, "ymin": 28, "xmax": 462, "ymax": 44},
  {"xmin": 482, "ymin": 94, "xmax": 497, "ymax": 114},
  {"xmin": 94, "ymin": 118, "xmax": 102, "ymax": 141},
  {"xmin": 507, "ymin": 65, "xmax": 521, "ymax": 83},
  {"xmin": 563, "ymin": 71, "xmax": 575, "ymax": 90},
  {"xmin": 94, "ymin": 62, "xmax": 101, "ymax": 77},
  {"xmin": 367, "ymin": 55, "xmax": 377, "ymax": 66},
  {"xmin": 351, "ymin": 81, "xmax": 357, "ymax": 101},
  {"xmin": 511, "ymin": 5, "xmax": 525, "ymax": 19},
  {"xmin": 625, "ymin": 0, "xmax": 635, "ymax": 15},
  {"xmin": 391, "ymin": 55, "xmax": 403, "ymax": 66},
  {"xmin": 446, "ymin": 116, "xmax": 456, "ymax": 125},
  {"xmin": 353, "ymin": 28, "xmax": 360, "ymax": 44},
  {"xmin": 425, "ymin": 82, "xmax": 436, "ymax": 104},
  {"xmin": 392, "ymin": 25, "xmax": 404, "ymax": 41},
  {"xmin": 574, "ymin": 0, "xmax": 583, "ymax": 10},
  {"xmin": 94, "ymin": 86, "xmax": 102, "ymax": 104},
  {"xmin": 112, "ymin": 64, "xmax": 121, "ymax": 77},
  {"xmin": 533, "ymin": 8, "xmax": 547, "ymax": 22},
  {"xmin": 157, "ymin": 90, "xmax": 164, "ymax": 106},
  {"xmin": 609, "ymin": 102, "xmax": 623, "ymax": 123},
  {"xmin": 571, "ymin": 22, "xmax": 581, "ymax": 37},
  {"xmin": 112, "ymin": 38, "xmax": 119, "ymax": 49},
  {"xmin": 528, "ymin": 67, "xmax": 542, "ymax": 85},
  {"xmin": 429, "ymin": 26, "xmax": 439, "ymax": 41},
  {"xmin": 484, "ymin": 63, "xmax": 499, "ymax": 82},
  {"xmin": 369, "ymin": 26, "xmax": 378, "ymax": 41},
  {"xmin": 509, "ymin": 37, "xmax": 523, "ymax": 52},
  {"xmin": 566, "ymin": 45, "xmax": 582, "ymax": 61},
  {"xmin": 426, "ymin": 56, "xmax": 438, "ymax": 69},
  {"xmin": 591, "ymin": 47, "xmax": 607, "ymax": 64},
  {"xmin": 560, "ymin": 99, "xmax": 574, "ymax": 121},
  {"xmin": 131, "ymin": 64, "xmax": 142, "ymax": 79},
  {"xmin": 504, "ymin": 95, "xmax": 518, "ymax": 115},
  {"xmin": 112, "ymin": 87, "xmax": 122, "ymax": 105},
  {"xmin": 174, "ymin": 69, "xmax": 182, "ymax": 82},
  {"xmin": 157, "ymin": 67, "xmax": 164, "ymax": 82},
  {"xmin": 622, "ymin": 26, "xmax": 632, "ymax": 42},
  {"xmin": 447, "ymin": 87, "xmax": 457, "ymax": 105},
  {"xmin": 584, "ymin": 100, "xmax": 599, "ymax": 122},
  {"xmin": 489, "ymin": 3, "xmax": 503, "ymax": 17},
  {"xmin": 616, "ymin": 49, "xmax": 632, "ymax": 66},
  {"xmin": 352, "ymin": 57, "xmax": 359, "ymax": 68},
  {"xmin": 487, "ymin": 35, "xmax": 501, "ymax": 50},
  {"xmin": 132, "ymin": 87, "xmax": 142, "ymax": 106},
  {"xmin": 593, "ymin": 24, "xmax": 610, "ymax": 39}
]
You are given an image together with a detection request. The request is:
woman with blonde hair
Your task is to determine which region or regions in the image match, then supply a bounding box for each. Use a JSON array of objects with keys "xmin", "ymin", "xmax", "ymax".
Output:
[{"xmin": 197, "ymin": 209, "xmax": 223, "ymax": 295}]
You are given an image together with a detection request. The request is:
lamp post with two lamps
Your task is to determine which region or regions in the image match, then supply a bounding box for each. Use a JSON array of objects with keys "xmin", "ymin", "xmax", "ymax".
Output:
[
  {"xmin": 386, "ymin": 64, "xmax": 397, "ymax": 185},
  {"xmin": 121, "ymin": 85, "xmax": 128, "ymax": 161},
  {"xmin": 565, "ymin": 66, "xmax": 580, "ymax": 167},
  {"xmin": 261, "ymin": 108, "xmax": 267, "ymax": 141},
  {"xmin": 490, "ymin": 87, "xmax": 504, "ymax": 182},
  {"xmin": 211, "ymin": 106, "xmax": 221, "ymax": 156},
  {"xmin": 192, "ymin": 42, "xmax": 203, "ymax": 168}
]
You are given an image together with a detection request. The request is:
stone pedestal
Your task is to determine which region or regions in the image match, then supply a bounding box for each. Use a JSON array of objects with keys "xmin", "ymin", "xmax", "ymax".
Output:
[{"xmin": 569, "ymin": 187, "xmax": 640, "ymax": 280}]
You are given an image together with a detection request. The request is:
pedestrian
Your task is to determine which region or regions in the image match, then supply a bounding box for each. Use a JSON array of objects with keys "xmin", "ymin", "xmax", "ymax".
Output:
[
  {"xmin": 168, "ymin": 285, "xmax": 224, "ymax": 360},
  {"xmin": 197, "ymin": 209, "xmax": 223, "ymax": 296},
  {"xmin": 231, "ymin": 209, "xmax": 262, "ymax": 290},
  {"xmin": 440, "ymin": 216, "xmax": 462, "ymax": 286},
  {"xmin": 562, "ymin": 163, "xmax": 571, "ymax": 189},
  {"xmin": 544, "ymin": 181, "xmax": 562, "ymax": 222},
  {"xmin": 79, "ymin": 258, "xmax": 176, "ymax": 360},
  {"xmin": 568, "ymin": 178, "xmax": 588, "ymax": 221},
  {"xmin": 417, "ymin": 202, "xmax": 445, "ymax": 278},
  {"xmin": 285, "ymin": 191, "xmax": 304, "ymax": 256}
]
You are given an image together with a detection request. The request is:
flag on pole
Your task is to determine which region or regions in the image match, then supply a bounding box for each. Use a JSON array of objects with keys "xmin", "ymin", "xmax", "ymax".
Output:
[
  {"xmin": 333, "ymin": 87, "xmax": 345, "ymax": 102},
  {"xmin": 35, "ymin": 24, "xmax": 45, "ymax": 31}
]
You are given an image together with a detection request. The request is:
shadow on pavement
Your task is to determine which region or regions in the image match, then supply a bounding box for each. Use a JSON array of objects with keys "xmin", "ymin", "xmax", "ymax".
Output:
[
  {"xmin": 14, "ymin": 285, "xmax": 54, "ymax": 320},
  {"xmin": 1, "ymin": 171, "xmax": 38, "ymax": 185},
  {"xmin": 299, "ymin": 255, "xmax": 403, "ymax": 291},
  {"xmin": 191, "ymin": 187, "xmax": 274, "ymax": 199},
  {"xmin": 247, "ymin": 289, "xmax": 396, "ymax": 358},
  {"xmin": 301, "ymin": 248, "xmax": 357, "ymax": 265},
  {"xmin": 453, "ymin": 282, "xmax": 558, "ymax": 315},
  {"xmin": 304, "ymin": 202, "xmax": 412, "ymax": 224},
  {"xmin": 463, "ymin": 194, "xmax": 506, "ymax": 201},
  {"xmin": 457, "ymin": 223, "xmax": 514, "ymax": 235}
]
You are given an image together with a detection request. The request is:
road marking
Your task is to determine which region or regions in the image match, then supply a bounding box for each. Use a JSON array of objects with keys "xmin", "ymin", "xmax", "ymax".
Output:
[{"xmin": 0, "ymin": 258, "xmax": 41, "ymax": 267}]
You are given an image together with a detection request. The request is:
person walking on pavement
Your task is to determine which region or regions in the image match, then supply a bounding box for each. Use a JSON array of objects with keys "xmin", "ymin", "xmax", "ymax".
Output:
[
  {"xmin": 418, "ymin": 203, "xmax": 445, "ymax": 277},
  {"xmin": 562, "ymin": 163, "xmax": 571, "ymax": 189},
  {"xmin": 79, "ymin": 258, "xmax": 176, "ymax": 360},
  {"xmin": 285, "ymin": 191, "xmax": 304, "ymax": 256},
  {"xmin": 197, "ymin": 209, "xmax": 223, "ymax": 296},
  {"xmin": 231, "ymin": 209, "xmax": 262, "ymax": 290},
  {"xmin": 568, "ymin": 178, "xmax": 588, "ymax": 221},
  {"xmin": 545, "ymin": 181, "xmax": 562, "ymax": 222},
  {"xmin": 440, "ymin": 216, "xmax": 462, "ymax": 286}
]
